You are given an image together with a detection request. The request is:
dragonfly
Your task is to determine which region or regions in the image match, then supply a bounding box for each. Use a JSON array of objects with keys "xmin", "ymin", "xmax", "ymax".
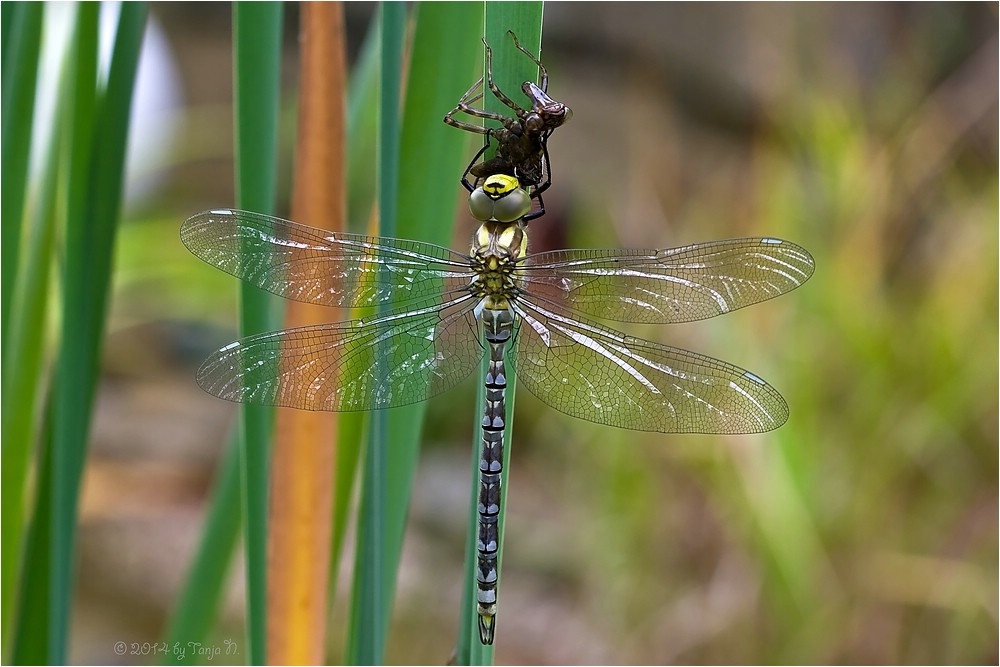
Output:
[
  {"xmin": 180, "ymin": 178, "xmax": 814, "ymax": 643},
  {"xmin": 444, "ymin": 31, "xmax": 572, "ymax": 222}
]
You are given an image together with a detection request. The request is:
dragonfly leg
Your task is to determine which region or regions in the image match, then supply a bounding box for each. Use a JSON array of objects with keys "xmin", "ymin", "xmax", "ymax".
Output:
[
  {"xmin": 506, "ymin": 30, "xmax": 548, "ymax": 93},
  {"xmin": 444, "ymin": 77, "xmax": 511, "ymax": 134},
  {"xmin": 447, "ymin": 102, "xmax": 515, "ymax": 127},
  {"xmin": 460, "ymin": 137, "xmax": 495, "ymax": 193},
  {"xmin": 482, "ymin": 36, "xmax": 528, "ymax": 117},
  {"xmin": 518, "ymin": 139, "xmax": 551, "ymax": 222}
]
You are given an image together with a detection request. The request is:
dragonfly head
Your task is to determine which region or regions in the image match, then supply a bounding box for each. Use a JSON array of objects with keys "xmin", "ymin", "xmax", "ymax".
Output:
[
  {"xmin": 469, "ymin": 174, "xmax": 532, "ymax": 223},
  {"xmin": 523, "ymin": 81, "xmax": 572, "ymax": 132}
]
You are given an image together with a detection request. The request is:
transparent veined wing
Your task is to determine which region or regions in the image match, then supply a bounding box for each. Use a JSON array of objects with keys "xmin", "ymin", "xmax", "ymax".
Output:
[
  {"xmin": 180, "ymin": 209, "xmax": 472, "ymax": 310},
  {"xmin": 520, "ymin": 237, "xmax": 815, "ymax": 324},
  {"xmin": 511, "ymin": 299, "xmax": 788, "ymax": 433},
  {"xmin": 197, "ymin": 296, "xmax": 484, "ymax": 411}
]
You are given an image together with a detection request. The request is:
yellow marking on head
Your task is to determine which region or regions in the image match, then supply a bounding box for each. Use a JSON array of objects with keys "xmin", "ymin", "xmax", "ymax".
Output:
[{"xmin": 482, "ymin": 174, "xmax": 521, "ymax": 199}]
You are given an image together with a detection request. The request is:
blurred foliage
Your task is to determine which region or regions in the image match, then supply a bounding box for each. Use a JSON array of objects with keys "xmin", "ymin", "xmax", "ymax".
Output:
[
  {"xmin": 3, "ymin": 3, "xmax": 146, "ymax": 663},
  {"xmin": 498, "ymin": 4, "xmax": 997, "ymax": 664},
  {"xmin": 18, "ymin": 3, "xmax": 995, "ymax": 664}
]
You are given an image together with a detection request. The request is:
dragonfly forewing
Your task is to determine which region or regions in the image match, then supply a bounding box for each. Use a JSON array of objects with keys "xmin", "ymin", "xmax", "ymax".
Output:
[
  {"xmin": 197, "ymin": 297, "xmax": 485, "ymax": 411},
  {"xmin": 511, "ymin": 299, "xmax": 788, "ymax": 433},
  {"xmin": 520, "ymin": 237, "xmax": 815, "ymax": 324},
  {"xmin": 181, "ymin": 209, "xmax": 471, "ymax": 310}
]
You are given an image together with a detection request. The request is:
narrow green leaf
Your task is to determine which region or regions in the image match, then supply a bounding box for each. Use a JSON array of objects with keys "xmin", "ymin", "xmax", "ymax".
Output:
[
  {"xmin": 345, "ymin": 17, "xmax": 379, "ymax": 235},
  {"xmin": 331, "ymin": 15, "xmax": 379, "ymax": 636},
  {"xmin": 1, "ymin": 1, "xmax": 43, "ymax": 348},
  {"xmin": 1, "ymin": 3, "xmax": 15, "ymax": 60},
  {"xmin": 47, "ymin": 3, "xmax": 147, "ymax": 662},
  {"xmin": 399, "ymin": 1, "xmax": 485, "ymax": 248},
  {"xmin": 7, "ymin": 5, "xmax": 84, "ymax": 658},
  {"xmin": 458, "ymin": 4, "xmax": 543, "ymax": 663},
  {"xmin": 232, "ymin": 3, "xmax": 284, "ymax": 663},
  {"xmin": 47, "ymin": 14, "xmax": 100, "ymax": 650},
  {"xmin": 343, "ymin": 3, "xmax": 486, "ymax": 660},
  {"xmin": 1, "ymin": 81, "xmax": 60, "ymax": 659},
  {"xmin": 328, "ymin": 27, "xmax": 386, "ymax": 665},
  {"xmin": 11, "ymin": 433, "xmax": 52, "ymax": 664},
  {"xmin": 46, "ymin": 5, "xmax": 108, "ymax": 664},
  {"xmin": 162, "ymin": 433, "xmax": 242, "ymax": 666},
  {"xmin": 347, "ymin": 4, "xmax": 406, "ymax": 662},
  {"xmin": 388, "ymin": 0, "xmax": 485, "ymax": 650},
  {"xmin": 1, "ymin": 6, "xmax": 52, "ymax": 654},
  {"xmin": 483, "ymin": 6, "xmax": 545, "ymax": 109}
]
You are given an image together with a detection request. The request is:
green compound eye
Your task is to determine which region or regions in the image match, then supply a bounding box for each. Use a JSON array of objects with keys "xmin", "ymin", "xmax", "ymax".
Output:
[
  {"xmin": 469, "ymin": 185, "xmax": 531, "ymax": 222},
  {"xmin": 490, "ymin": 187, "xmax": 531, "ymax": 222},
  {"xmin": 469, "ymin": 187, "xmax": 497, "ymax": 221},
  {"xmin": 468, "ymin": 174, "xmax": 532, "ymax": 222}
]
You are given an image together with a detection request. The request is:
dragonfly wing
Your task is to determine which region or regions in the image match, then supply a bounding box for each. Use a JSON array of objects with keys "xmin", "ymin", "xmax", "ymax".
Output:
[
  {"xmin": 512, "ymin": 300, "xmax": 788, "ymax": 434},
  {"xmin": 181, "ymin": 209, "xmax": 471, "ymax": 309},
  {"xmin": 197, "ymin": 298, "xmax": 483, "ymax": 411},
  {"xmin": 521, "ymin": 238, "xmax": 815, "ymax": 324}
]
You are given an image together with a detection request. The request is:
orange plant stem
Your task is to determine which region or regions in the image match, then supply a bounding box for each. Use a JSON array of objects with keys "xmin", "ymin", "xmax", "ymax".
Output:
[{"xmin": 267, "ymin": 3, "xmax": 345, "ymax": 664}]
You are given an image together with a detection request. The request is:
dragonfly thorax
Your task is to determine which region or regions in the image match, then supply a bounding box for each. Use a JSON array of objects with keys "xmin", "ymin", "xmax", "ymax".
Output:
[
  {"xmin": 469, "ymin": 220, "xmax": 527, "ymax": 314},
  {"xmin": 470, "ymin": 221, "xmax": 527, "ymax": 264}
]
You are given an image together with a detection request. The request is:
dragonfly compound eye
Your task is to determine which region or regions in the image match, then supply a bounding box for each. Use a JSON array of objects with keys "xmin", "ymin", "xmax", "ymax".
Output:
[
  {"xmin": 524, "ymin": 113, "xmax": 544, "ymax": 133},
  {"xmin": 491, "ymin": 188, "xmax": 531, "ymax": 223},
  {"xmin": 469, "ymin": 175, "xmax": 531, "ymax": 223}
]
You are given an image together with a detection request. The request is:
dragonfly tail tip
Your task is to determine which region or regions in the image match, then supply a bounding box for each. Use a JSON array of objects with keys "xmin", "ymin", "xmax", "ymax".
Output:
[{"xmin": 478, "ymin": 614, "xmax": 496, "ymax": 645}]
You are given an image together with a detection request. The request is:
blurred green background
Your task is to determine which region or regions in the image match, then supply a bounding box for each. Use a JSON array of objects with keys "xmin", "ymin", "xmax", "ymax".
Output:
[{"xmin": 9, "ymin": 2, "xmax": 997, "ymax": 664}]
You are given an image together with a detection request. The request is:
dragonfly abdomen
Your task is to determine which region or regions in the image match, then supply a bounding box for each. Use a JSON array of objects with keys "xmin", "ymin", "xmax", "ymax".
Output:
[{"xmin": 476, "ymin": 305, "xmax": 513, "ymax": 645}]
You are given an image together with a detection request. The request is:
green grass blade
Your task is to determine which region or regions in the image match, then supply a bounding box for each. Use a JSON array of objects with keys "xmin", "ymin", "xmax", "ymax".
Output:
[
  {"xmin": 394, "ymin": 0, "xmax": 483, "ymax": 651},
  {"xmin": 1, "ymin": 3, "xmax": 14, "ymax": 58},
  {"xmin": 399, "ymin": 1, "xmax": 485, "ymax": 249},
  {"xmin": 1, "ymin": 2, "xmax": 43, "ymax": 347},
  {"xmin": 45, "ymin": 4, "xmax": 146, "ymax": 662},
  {"xmin": 232, "ymin": 3, "xmax": 284, "ymax": 663},
  {"xmin": 1, "ymin": 82, "xmax": 60, "ymax": 660},
  {"xmin": 162, "ymin": 433, "xmax": 242, "ymax": 665},
  {"xmin": 1, "ymin": 7, "xmax": 51, "ymax": 655},
  {"xmin": 344, "ymin": 4, "xmax": 485, "ymax": 660},
  {"xmin": 375, "ymin": 2, "xmax": 403, "ymax": 238},
  {"xmin": 345, "ymin": 17, "xmax": 379, "ymax": 235},
  {"xmin": 46, "ymin": 5, "xmax": 100, "ymax": 649},
  {"xmin": 347, "ymin": 5, "xmax": 406, "ymax": 662},
  {"xmin": 387, "ymin": 0, "xmax": 485, "ymax": 649},
  {"xmin": 457, "ymin": 4, "xmax": 543, "ymax": 662},
  {"xmin": 330, "ymin": 17, "xmax": 378, "ymax": 636},
  {"xmin": 6, "ymin": 7, "xmax": 84, "ymax": 659},
  {"xmin": 10, "ymin": 432, "xmax": 53, "ymax": 664},
  {"xmin": 163, "ymin": 8, "xmax": 284, "ymax": 660}
]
